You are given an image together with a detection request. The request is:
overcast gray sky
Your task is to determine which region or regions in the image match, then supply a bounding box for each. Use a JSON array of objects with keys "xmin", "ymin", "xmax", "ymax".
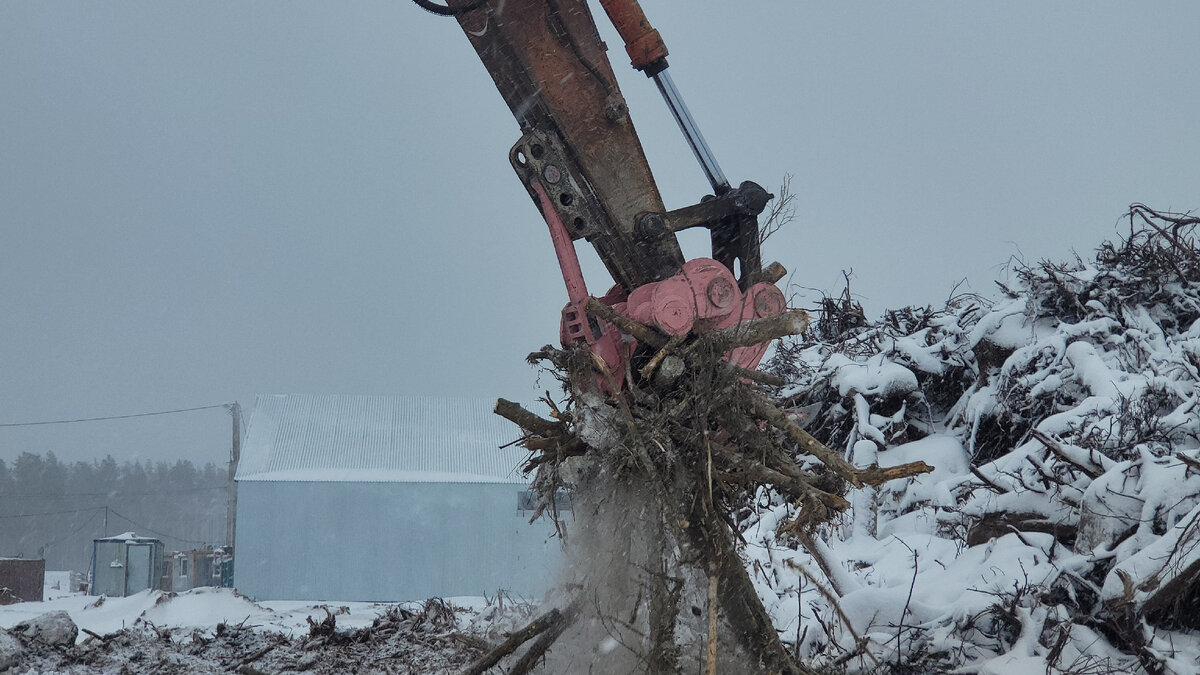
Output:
[{"xmin": 2, "ymin": 2, "xmax": 1197, "ymax": 465}]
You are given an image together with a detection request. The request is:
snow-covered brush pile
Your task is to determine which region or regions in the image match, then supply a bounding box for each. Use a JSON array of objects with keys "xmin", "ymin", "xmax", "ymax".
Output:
[
  {"xmin": 0, "ymin": 589, "xmax": 534, "ymax": 673},
  {"xmin": 752, "ymin": 205, "xmax": 1200, "ymax": 674}
]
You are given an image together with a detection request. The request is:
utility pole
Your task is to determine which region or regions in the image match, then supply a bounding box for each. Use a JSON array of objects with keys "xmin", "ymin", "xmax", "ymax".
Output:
[
  {"xmin": 224, "ymin": 402, "xmax": 241, "ymax": 549},
  {"xmin": 103, "ymin": 505, "xmax": 108, "ymax": 537}
]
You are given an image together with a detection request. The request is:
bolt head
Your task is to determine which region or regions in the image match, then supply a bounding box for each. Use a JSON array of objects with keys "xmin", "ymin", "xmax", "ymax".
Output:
[
  {"xmin": 707, "ymin": 278, "xmax": 735, "ymax": 310},
  {"xmin": 754, "ymin": 288, "xmax": 785, "ymax": 317},
  {"xmin": 604, "ymin": 101, "xmax": 627, "ymax": 122}
]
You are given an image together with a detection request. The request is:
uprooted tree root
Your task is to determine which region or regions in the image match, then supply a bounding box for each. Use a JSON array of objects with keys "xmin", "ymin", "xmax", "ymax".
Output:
[{"xmin": 471, "ymin": 307, "xmax": 932, "ymax": 674}]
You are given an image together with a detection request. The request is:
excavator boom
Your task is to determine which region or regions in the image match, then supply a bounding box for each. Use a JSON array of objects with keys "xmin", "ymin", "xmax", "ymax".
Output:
[
  {"xmin": 450, "ymin": 0, "xmax": 684, "ymax": 289},
  {"xmin": 419, "ymin": 0, "xmax": 784, "ymax": 389}
]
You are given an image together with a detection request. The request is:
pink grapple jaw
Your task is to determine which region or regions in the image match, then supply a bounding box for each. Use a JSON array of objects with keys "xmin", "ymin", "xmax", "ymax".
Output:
[{"xmin": 534, "ymin": 176, "xmax": 785, "ymax": 391}]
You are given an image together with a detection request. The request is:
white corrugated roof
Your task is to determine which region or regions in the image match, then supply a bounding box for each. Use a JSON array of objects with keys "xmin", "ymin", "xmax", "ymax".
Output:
[{"xmin": 235, "ymin": 394, "xmax": 528, "ymax": 484}]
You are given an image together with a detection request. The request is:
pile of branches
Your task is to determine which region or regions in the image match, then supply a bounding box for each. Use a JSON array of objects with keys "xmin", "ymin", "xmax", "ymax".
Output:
[
  {"xmin": 1099, "ymin": 204, "xmax": 1200, "ymax": 291},
  {"xmin": 479, "ymin": 298, "xmax": 931, "ymax": 674},
  {"xmin": 1, "ymin": 599, "xmax": 485, "ymax": 674},
  {"xmin": 749, "ymin": 205, "xmax": 1200, "ymax": 673}
]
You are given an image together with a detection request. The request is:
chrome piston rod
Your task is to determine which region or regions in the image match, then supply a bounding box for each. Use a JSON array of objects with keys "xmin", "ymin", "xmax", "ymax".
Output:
[{"xmin": 652, "ymin": 69, "xmax": 731, "ymax": 195}]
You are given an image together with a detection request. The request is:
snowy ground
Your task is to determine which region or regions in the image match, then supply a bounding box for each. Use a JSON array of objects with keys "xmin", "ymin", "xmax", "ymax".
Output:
[
  {"xmin": 0, "ymin": 587, "xmax": 523, "ymax": 673},
  {"xmin": 0, "ymin": 587, "xmax": 408, "ymax": 639},
  {"xmin": 41, "ymin": 572, "xmax": 77, "ymax": 603}
]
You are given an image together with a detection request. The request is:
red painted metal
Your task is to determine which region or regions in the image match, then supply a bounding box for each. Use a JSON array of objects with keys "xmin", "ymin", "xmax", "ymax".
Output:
[
  {"xmin": 626, "ymin": 276, "xmax": 696, "ymax": 336},
  {"xmin": 615, "ymin": 255, "xmax": 786, "ymax": 373},
  {"xmin": 532, "ymin": 179, "xmax": 588, "ymax": 308},
  {"xmin": 535, "ymin": 242, "xmax": 783, "ymax": 386},
  {"xmin": 725, "ymin": 283, "xmax": 787, "ymax": 371},
  {"xmin": 531, "ymin": 178, "xmax": 635, "ymax": 391},
  {"xmin": 625, "ymin": 257, "xmax": 743, "ymax": 337},
  {"xmin": 596, "ymin": 0, "xmax": 668, "ymax": 72},
  {"xmin": 679, "ymin": 258, "xmax": 738, "ymax": 321}
]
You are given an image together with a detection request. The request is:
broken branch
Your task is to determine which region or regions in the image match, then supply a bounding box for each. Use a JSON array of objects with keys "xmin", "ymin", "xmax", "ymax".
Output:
[
  {"xmin": 1032, "ymin": 428, "xmax": 1102, "ymax": 479},
  {"xmin": 461, "ymin": 605, "xmax": 567, "ymax": 675},
  {"xmin": 494, "ymin": 398, "xmax": 563, "ymax": 437},
  {"xmin": 584, "ymin": 297, "xmax": 667, "ymax": 348},
  {"xmin": 746, "ymin": 390, "xmax": 862, "ymax": 486},
  {"xmin": 719, "ymin": 361, "xmax": 786, "ymax": 387},
  {"xmin": 640, "ymin": 333, "xmax": 686, "ymax": 380},
  {"xmin": 696, "ymin": 309, "xmax": 810, "ymax": 355}
]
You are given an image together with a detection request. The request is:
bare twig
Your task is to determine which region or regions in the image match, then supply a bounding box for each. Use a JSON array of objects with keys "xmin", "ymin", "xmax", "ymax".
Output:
[
  {"xmin": 891, "ymin": 538, "xmax": 919, "ymax": 668},
  {"xmin": 784, "ymin": 559, "xmax": 880, "ymax": 667},
  {"xmin": 968, "ymin": 464, "xmax": 1008, "ymax": 494},
  {"xmin": 759, "ymin": 174, "xmax": 796, "ymax": 246},
  {"xmin": 706, "ymin": 572, "xmax": 719, "ymax": 675}
]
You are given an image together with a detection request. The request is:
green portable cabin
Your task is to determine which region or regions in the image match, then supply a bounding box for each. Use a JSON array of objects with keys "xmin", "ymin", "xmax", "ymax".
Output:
[{"xmin": 90, "ymin": 534, "xmax": 165, "ymax": 597}]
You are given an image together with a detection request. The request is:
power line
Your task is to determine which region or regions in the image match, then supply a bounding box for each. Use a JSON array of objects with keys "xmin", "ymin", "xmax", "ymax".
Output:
[
  {"xmin": 3, "ymin": 484, "xmax": 229, "ymax": 499},
  {"xmin": 106, "ymin": 507, "xmax": 214, "ymax": 546},
  {"xmin": 42, "ymin": 509, "xmax": 103, "ymax": 548},
  {"xmin": 0, "ymin": 506, "xmax": 105, "ymax": 520},
  {"xmin": 106, "ymin": 502, "xmax": 214, "ymax": 542},
  {"xmin": 1, "ymin": 505, "xmax": 217, "ymax": 545},
  {"xmin": 0, "ymin": 403, "xmax": 231, "ymax": 428}
]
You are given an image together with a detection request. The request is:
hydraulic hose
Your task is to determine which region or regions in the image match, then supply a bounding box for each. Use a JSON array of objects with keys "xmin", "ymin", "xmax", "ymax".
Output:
[{"xmin": 411, "ymin": 0, "xmax": 485, "ymax": 17}]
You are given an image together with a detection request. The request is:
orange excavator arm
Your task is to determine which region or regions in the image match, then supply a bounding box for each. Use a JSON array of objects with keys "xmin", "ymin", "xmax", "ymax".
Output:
[
  {"xmin": 447, "ymin": 0, "xmax": 684, "ymax": 290},
  {"xmin": 415, "ymin": 0, "xmax": 783, "ymax": 389}
]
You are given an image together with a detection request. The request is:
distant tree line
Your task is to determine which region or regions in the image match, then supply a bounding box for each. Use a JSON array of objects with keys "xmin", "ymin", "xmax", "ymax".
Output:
[{"xmin": 0, "ymin": 452, "xmax": 229, "ymax": 574}]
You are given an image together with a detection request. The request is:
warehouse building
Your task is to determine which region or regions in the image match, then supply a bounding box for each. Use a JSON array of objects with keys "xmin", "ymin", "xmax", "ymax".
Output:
[{"xmin": 233, "ymin": 394, "xmax": 562, "ymax": 602}]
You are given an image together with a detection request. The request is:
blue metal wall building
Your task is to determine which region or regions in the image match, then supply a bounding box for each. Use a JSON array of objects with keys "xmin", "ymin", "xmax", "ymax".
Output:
[{"xmin": 233, "ymin": 394, "xmax": 562, "ymax": 602}]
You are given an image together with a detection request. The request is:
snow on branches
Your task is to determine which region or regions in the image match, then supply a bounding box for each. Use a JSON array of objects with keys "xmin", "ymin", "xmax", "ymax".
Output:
[{"xmin": 754, "ymin": 206, "xmax": 1200, "ymax": 674}]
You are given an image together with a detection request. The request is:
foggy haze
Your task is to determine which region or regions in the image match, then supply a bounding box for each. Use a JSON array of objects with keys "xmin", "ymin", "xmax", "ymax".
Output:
[{"xmin": 2, "ymin": 2, "xmax": 1197, "ymax": 465}]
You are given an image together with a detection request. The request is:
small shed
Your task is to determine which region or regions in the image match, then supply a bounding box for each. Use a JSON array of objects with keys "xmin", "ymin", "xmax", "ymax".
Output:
[
  {"xmin": 167, "ymin": 548, "xmax": 232, "ymax": 592},
  {"xmin": 234, "ymin": 394, "xmax": 562, "ymax": 602},
  {"xmin": 0, "ymin": 558, "xmax": 45, "ymax": 604},
  {"xmin": 90, "ymin": 534, "xmax": 165, "ymax": 597}
]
